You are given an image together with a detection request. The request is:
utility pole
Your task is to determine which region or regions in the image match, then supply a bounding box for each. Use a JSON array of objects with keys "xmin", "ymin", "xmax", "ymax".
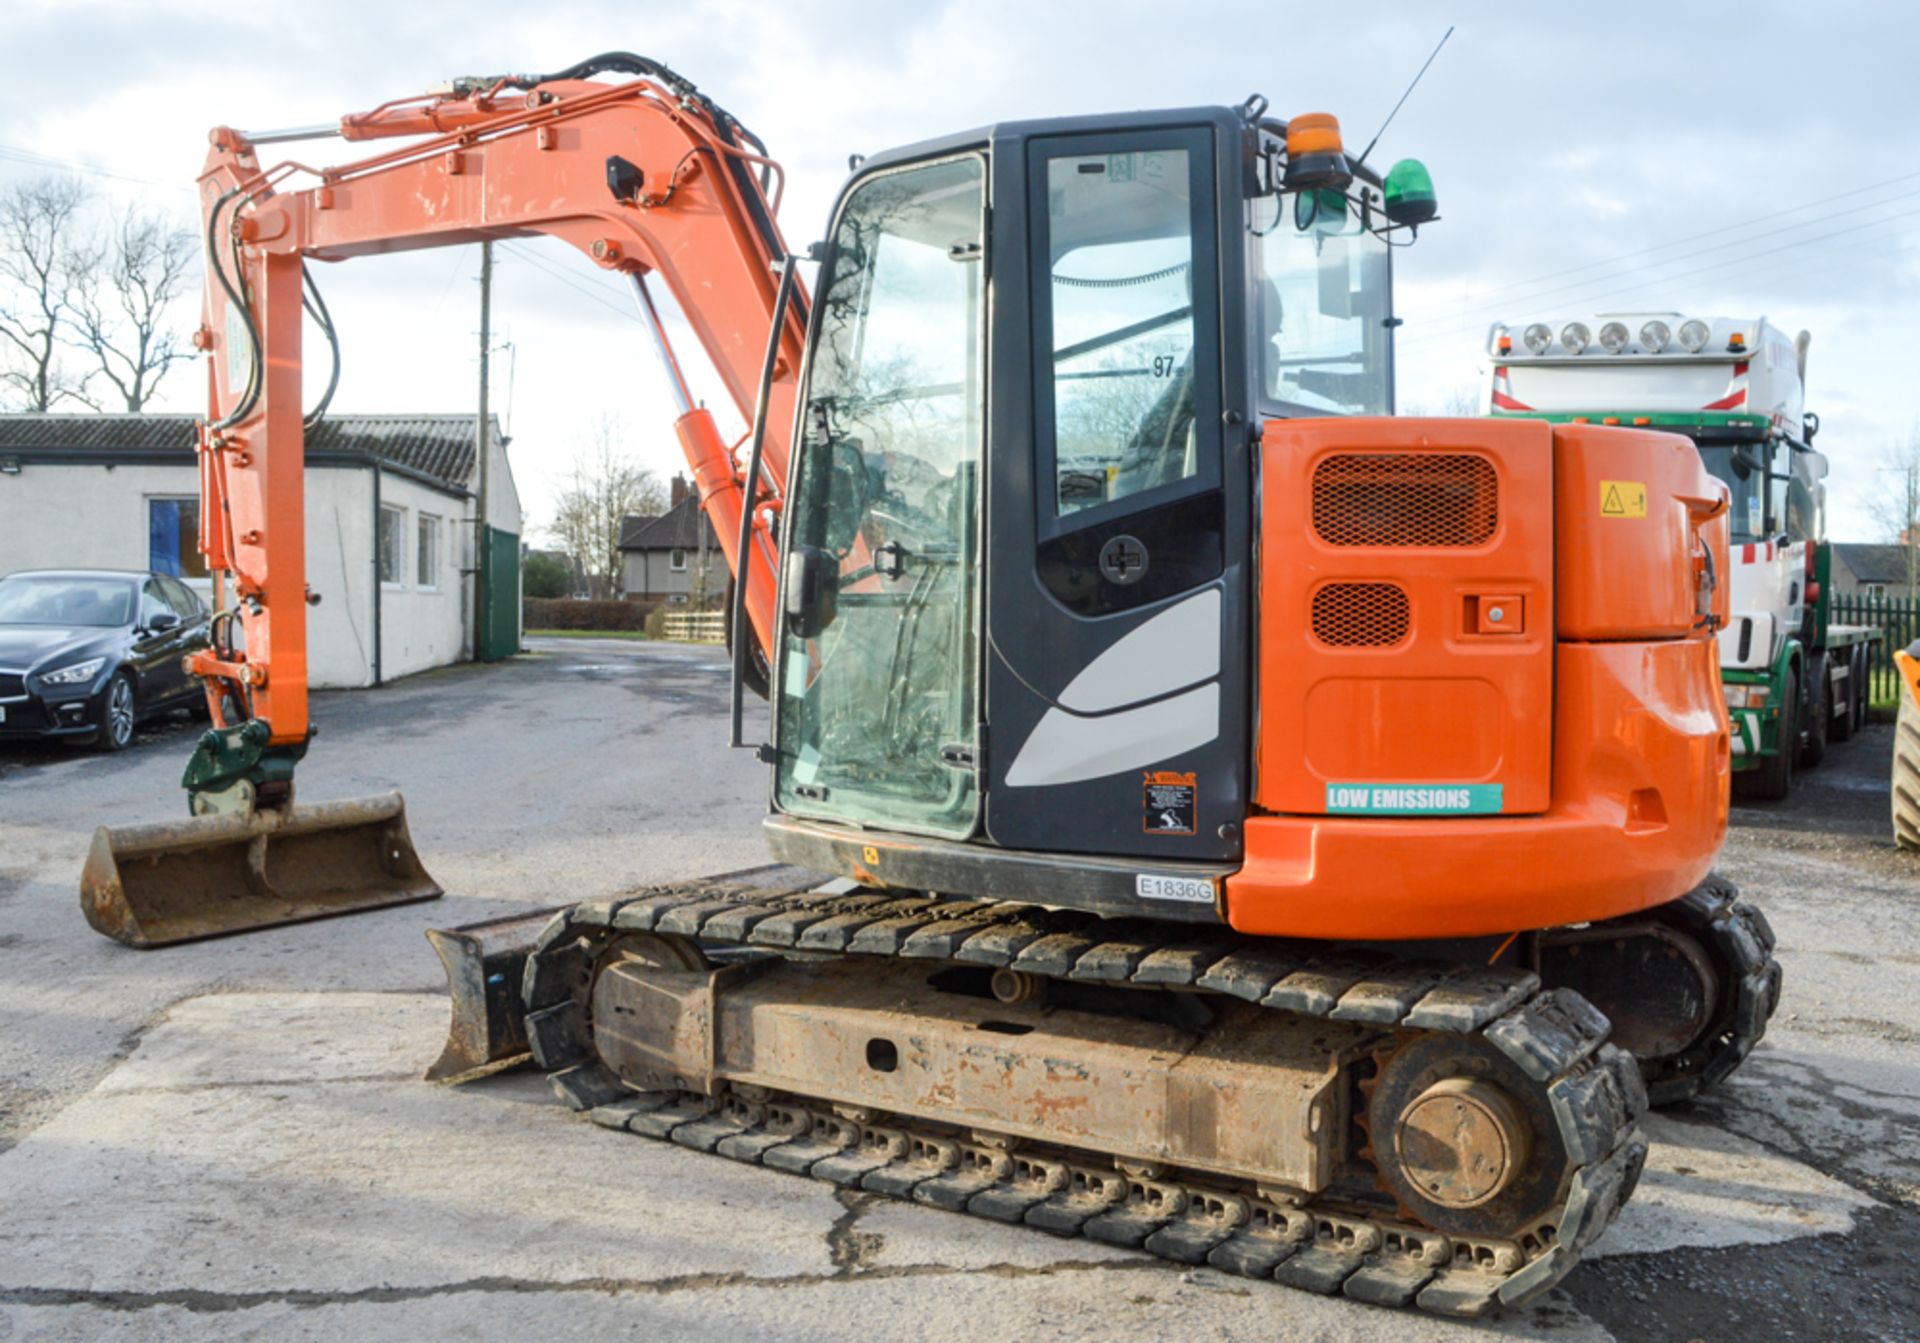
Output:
[{"xmin": 474, "ymin": 240, "xmax": 492, "ymax": 661}]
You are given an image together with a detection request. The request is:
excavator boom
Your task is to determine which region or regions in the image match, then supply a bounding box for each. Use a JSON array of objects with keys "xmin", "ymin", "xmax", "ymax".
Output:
[{"xmin": 83, "ymin": 56, "xmax": 807, "ymax": 945}]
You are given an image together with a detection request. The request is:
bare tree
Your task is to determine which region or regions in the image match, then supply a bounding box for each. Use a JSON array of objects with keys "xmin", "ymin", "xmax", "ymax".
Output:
[
  {"xmin": 68, "ymin": 208, "xmax": 197, "ymax": 410},
  {"xmin": 549, "ymin": 417, "xmax": 666, "ymax": 598},
  {"xmin": 1870, "ymin": 425, "xmax": 1920, "ymax": 598},
  {"xmin": 1403, "ymin": 382, "xmax": 1481, "ymax": 418},
  {"xmin": 0, "ymin": 176, "xmax": 92, "ymax": 411}
]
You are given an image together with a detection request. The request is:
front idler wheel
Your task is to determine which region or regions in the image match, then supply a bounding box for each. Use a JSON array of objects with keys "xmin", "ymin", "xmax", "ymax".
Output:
[{"xmin": 1366, "ymin": 1033, "xmax": 1572, "ymax": 1241}]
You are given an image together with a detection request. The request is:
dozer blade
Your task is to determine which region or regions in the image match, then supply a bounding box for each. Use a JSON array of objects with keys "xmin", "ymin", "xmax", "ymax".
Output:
[
  {"xmin": 80, "ymin": 791, "xmax": 442, "ymax": 948},
  {"xmin": 423, "ymin": 905, "xmax": 568, "ymax": 1083}
]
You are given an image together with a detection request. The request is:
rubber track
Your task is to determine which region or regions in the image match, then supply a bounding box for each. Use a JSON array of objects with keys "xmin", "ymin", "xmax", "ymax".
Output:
[
  {"xmin": 521, "ymin": 877, "xmax": 1649, "ymax": 1319},
  {"xmin": 1638, "ymin": 877, "xmax": 1784, "ymax": 1108}
]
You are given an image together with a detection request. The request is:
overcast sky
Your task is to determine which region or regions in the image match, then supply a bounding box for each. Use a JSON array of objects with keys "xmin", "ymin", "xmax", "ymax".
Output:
[{"xmin": 5, "ymin": 1, "xmax": 1916, "ymax": 540}]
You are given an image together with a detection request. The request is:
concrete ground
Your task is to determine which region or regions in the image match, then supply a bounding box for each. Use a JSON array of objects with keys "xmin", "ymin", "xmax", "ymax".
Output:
[{"xmin": 1, "ymin": 637, "xmax": 1916, "ymax": 1341}]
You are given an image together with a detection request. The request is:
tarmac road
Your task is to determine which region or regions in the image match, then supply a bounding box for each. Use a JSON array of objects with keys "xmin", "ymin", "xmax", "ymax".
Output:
[{"xmin": 1, "ymin": 636, "xmax": 1916, "ymax": 1341}]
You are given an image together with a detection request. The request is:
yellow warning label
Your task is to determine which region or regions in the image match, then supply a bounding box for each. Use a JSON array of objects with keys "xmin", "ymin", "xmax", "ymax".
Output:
[{"xmin": 1600, "ymin": 480, "xmax": 1648, "ymax": 519}]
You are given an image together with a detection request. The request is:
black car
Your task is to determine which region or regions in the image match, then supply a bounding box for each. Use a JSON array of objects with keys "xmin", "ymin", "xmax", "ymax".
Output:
[{"xmin": 0, "ymin": 569, "xmax": 214, "ymax": 751}]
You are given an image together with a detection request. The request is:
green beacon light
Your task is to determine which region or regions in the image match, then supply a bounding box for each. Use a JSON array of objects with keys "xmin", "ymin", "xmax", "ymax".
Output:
[{"xmin": 1383, "ymin": 158, "xmax": 1437, "ymax": 228}]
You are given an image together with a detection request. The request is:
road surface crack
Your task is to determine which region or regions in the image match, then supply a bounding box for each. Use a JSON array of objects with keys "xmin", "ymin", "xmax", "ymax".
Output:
[{"xmin": 0, "ymin": 1258, "xmax": 1151, "ymax": 1314}]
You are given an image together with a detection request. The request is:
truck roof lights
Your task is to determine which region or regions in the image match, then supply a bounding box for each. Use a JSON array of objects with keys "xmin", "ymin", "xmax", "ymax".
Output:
[
  {"xmin": 1522, "ymin": 323, "xmax": 1552, "ymax": 355},
  {"xmin": 1560, "ymin": 322, "xmax": 1591, "ymax": 355},
  {"xmin": 1496, "ymin": 331, "xmax": 1513, "ymax": 355},
  {"xmin": 1640, "ymin": 320, "xmax": 1670, "ymax": 354},
  {"xmin": 1678, "ymin": 318, "xmax": 1710, "ymax": 353},
  {"xmin": 1599, "ymin": 321, "xmax": 1630, "ymax": 354},
  {"xmin": 1727, "ymin": 331, "xmax": 1747, "ymax": 353}
]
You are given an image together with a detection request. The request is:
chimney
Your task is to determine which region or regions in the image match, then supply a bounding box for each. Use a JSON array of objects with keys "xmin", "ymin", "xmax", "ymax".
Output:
[{"xmin": 670, "ymin": 473, "xmax": 689, "ymax": 508}]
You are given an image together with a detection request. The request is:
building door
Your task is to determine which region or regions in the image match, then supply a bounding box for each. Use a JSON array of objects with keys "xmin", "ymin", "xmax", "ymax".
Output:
[{"xmin": 482, "ymin": 527, "xmax": 520, "ymax": 661}]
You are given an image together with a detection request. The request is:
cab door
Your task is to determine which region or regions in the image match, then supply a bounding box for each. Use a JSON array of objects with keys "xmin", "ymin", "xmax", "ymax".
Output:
[
  {"xmin": 771, "ymin": 154, "xmax": 988, "ymax": 841},
  {"xmin": 985, "ymin": 125, "xmax": 1251, "ymax": 861}
]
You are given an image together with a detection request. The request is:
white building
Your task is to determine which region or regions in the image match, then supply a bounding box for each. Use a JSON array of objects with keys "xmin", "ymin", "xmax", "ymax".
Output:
[{"xmin": 0, "ymin": 413, "xmax": 522, "ymax": 687}]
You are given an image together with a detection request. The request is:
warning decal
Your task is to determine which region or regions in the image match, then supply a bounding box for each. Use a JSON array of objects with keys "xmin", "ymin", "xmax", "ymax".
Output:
[
  {"xmin": 1599, "ymin": 479, "xmax": 1648, "ymax": 519},
  {"xmin": 1143, "ymin": 770, "xmax": 1197, "ymax": 836}
]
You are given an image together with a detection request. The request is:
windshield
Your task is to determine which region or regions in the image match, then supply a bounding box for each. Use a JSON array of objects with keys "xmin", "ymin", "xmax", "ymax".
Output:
[
  {"xmin": 0, "ymin": 575, "xmax": 135, "ymax": 627},
  {"xmin": 1255, "ymin": 189, "xmax": 1392, "ymax": 416},
  {"xmin": 1697, "ymin": 444, "xmax": 1768, "ymax": 542}
]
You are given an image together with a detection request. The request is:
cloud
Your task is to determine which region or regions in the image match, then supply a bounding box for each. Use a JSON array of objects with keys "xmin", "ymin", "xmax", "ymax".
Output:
[{"xmin": 1, "ymin": 1, "xmax": 1912, "ymax": 539}]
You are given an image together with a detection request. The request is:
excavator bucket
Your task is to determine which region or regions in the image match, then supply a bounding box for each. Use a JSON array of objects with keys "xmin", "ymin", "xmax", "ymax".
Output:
[
  {"xmin": 80, "ymin": 792, "xmax": 441, "ymax": 948},
  {"xmin": 422, "ymin": 906, "xmax": 565, "ymax": 1082}
]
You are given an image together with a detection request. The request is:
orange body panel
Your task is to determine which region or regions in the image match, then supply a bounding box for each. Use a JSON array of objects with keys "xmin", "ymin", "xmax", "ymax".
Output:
[
  {"xmin": 1554, "ymin": 424, "xmax": 1730, "ymax": 640},
  {"xmin": 1228, "ymin": 639, "xmax": 1729, "ymax": 938},
  {"xmin": 1255, "ymin": 418, "xmax": 1556, "ymax": 816},
  {"xmin": 1228, "ymin": 418, "xmax": 1731, "ymax": 940}
]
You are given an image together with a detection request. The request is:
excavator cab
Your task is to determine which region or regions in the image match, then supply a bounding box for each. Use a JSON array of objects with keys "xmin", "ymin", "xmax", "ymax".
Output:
[{"xmin": 762, "ymin": 109, "xmax": 1423, "ymax": 900}]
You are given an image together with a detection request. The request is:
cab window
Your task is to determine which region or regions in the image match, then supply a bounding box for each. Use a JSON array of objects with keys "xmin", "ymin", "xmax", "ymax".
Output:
[
  {"xmin": 139, "ymin": 580, "xmax": 173, "ymax": 630},
  {"xmin": 1042, "ymin": 149, "xmax": 1200, "ymax": 516}
]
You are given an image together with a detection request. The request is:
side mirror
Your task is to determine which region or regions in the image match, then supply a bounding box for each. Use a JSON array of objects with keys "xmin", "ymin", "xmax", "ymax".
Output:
[
  {"xmin": 784, "ymin": 546, "xmax": 839, "ymax": 640},
  {"xmin": 146, "ymin": 611, "xmax": 181, "ymax": 633}
]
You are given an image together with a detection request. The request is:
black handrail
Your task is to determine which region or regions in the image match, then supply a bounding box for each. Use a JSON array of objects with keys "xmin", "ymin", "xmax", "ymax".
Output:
[{"xmin": 730, "ymin": 257, "xmax": 800, "ymax": 750}]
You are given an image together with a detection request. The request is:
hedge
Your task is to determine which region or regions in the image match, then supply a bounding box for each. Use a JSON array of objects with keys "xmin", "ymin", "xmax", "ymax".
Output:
[{"xmin": 523, "ymin": 597, "xmax": 657, "ymax": 631}]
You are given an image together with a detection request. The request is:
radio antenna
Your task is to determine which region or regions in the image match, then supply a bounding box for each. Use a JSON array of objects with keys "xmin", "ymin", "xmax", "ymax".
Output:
[{"xmin": 1354, "ymin": 26, "xmax": 1454, "ymax": 169}]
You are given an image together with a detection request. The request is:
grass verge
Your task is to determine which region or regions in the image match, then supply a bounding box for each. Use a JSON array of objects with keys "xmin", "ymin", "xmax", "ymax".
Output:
[{"xmin": 525, "ymin": 628, "xmax": 653, "ymax": 640}]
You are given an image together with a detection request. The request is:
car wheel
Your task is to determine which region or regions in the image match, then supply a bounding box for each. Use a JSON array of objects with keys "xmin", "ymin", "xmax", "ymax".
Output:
[{"xmin": 93, "ymin": 673, "xmax": 137, "ymax": 753}]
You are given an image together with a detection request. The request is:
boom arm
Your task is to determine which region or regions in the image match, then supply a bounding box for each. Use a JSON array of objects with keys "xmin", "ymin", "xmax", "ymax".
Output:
[{"xmin": 191, "ymin": 58, "xmax": 807, "ymax": 759}]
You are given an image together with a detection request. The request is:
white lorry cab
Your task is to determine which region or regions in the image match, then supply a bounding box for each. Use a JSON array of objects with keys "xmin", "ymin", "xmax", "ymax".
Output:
[{"xmin": 1482, "ymin": 313, "xmax": 1874, "ymax": 799}]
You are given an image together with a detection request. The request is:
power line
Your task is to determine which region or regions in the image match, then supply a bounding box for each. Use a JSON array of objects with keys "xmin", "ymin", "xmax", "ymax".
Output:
[
  {"xmin": 497, "ymin": 240, "xmax": 644, "ymax": 322},
  {"xmin": 1403, "ymin": 194, "xmax": 1920, "ymax": 340},
  {"xmin": 1402, "ymin": 202, "xmax": 1920, "ymax": 349},
  {"xmin": 1404, "ymin": 166, "xmax": 1920, "ymax": 320},
  {"xmin": 0, "ymin": 142, "xmax": 194, "ymax": 194},
  {"xmin": 1405, "ymin": 213, "xmax": 1920, "ymax": 357}
]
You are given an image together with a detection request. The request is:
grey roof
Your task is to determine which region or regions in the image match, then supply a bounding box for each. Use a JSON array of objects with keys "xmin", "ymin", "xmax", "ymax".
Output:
[
  {"xmin": 1833, "ymin": 543, "xmax": 1915, "ymax": 585},
  {"xmin": 0, "ymin": 412, "xmax": 500, "ymax": 494},
  {"xmin": 619, "ymin": 495, "xmax": 717, "ymax": 552}
]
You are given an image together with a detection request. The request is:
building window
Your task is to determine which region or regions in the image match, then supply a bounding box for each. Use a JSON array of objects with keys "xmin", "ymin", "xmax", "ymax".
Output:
[
  {"xmin": 417, "ymin": 514, "xmax": 441, "ymax": 590},
  {"xmin": 378, "ymin": 505, "xmax": 405, "ymax": 586},
  {"xmin": 1866, "ymin": 583, "xmax": 1888, "ymax": 600},
  {"xmin": 670, "ymin": 548, "xmax": 688, "ymax": 573},
  {"xmin": 148, "ymin": 498, "xmax": 207, "ymax": 578}
]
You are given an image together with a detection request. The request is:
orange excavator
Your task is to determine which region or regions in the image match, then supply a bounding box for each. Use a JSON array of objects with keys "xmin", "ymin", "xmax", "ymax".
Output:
[{"xmin": 81, "ymin": 55, "xmax": 1781, "ymax": 1317}]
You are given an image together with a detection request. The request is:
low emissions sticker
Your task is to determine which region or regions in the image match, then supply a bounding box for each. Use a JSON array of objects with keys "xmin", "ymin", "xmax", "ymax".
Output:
[{"xmin": 1325, "ymin": 783, "xmax": 1504, "ymax": 816}]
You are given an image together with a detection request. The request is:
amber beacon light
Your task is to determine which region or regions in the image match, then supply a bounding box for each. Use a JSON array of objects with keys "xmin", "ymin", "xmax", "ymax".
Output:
[{"xmin": 1283, "ymin": 112, "xmax": 1353, "ymax": 192}]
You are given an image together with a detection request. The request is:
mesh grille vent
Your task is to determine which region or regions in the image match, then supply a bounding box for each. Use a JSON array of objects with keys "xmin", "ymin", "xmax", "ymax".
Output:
[
  {"xmin": 1311, "ymin": 583, "xmax": 1411, "ymax": 648},
  {"xmin": 1312, "ymin": 453, "xmax": 1498, "ymax": 548}
]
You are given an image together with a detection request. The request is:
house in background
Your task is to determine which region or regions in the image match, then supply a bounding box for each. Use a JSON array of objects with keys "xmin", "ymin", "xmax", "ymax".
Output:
[
  {"xmin": 1832, "ymin": 542, "xmax": 1917, "ymax": 600},
  {"xmin": 0, "ymin": 413, "xmax": 523, "ymax": 687},
  {"xmin": 619, "ymin": 474, "xmax": 722, "ymax": 605}
]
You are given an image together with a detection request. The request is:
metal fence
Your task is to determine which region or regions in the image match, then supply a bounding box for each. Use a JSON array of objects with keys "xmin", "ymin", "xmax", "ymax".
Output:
[
  {"xmin": 1831, "ymin": 593, "xmax": 1919, "ymax": 703},
  {"xmin": 662, "ymin": 610, "xmax": 727, "ymax": 645}
]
